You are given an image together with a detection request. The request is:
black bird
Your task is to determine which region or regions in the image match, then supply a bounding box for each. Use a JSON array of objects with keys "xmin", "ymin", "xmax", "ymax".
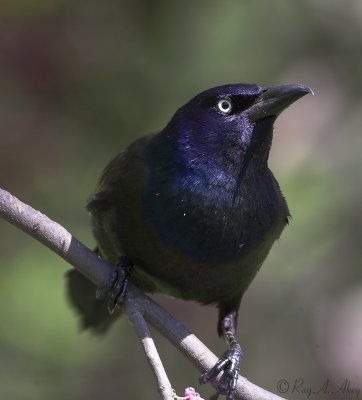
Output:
[{"xmin": 67, "ymin": 83, "xmax": 311, "ymax": 400}]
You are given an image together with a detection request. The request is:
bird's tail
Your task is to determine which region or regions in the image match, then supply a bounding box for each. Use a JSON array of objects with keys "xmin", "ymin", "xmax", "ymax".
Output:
[{"xmin": 66, "ymin": 269, "xmax": 121, "ymax": 334}]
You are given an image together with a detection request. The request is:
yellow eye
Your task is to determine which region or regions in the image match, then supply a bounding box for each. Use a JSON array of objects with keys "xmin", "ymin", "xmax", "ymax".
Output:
[{"xmin": 217, "ymin": 99, "xmax": 232, "ymax": 114}]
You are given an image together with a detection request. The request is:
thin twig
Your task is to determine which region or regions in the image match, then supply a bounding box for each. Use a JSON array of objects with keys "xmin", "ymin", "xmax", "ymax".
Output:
[
  {"xmin": 125, "ymin": 299, "xmax": 174, "ymax": 400},
  {"xmin": 0, "ymin": 187, "xmax": 286, "ymax": 400}
]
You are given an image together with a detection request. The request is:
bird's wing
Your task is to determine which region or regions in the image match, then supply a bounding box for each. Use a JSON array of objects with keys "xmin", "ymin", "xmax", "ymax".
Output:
[
  {"xmin": 67, "ymin": 135, "xmax": 154, "ymax": 334},
  {"xmin": 86, "ymin": 135, "xmax": 153, "ymax": 214}
]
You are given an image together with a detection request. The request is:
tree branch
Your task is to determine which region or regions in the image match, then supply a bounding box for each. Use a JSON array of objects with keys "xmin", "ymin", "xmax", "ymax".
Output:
[
  {"xmin": 125, "ymin": 297, "xmax": 174, "ymax": 400},
  {"xmin": 0, "ymin": 187, "xmax": 286, "ymax": 400}
]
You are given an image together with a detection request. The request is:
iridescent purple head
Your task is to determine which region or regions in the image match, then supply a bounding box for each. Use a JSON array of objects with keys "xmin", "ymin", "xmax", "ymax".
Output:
[{"xmin": 167, "ymin": 83, "xmax": 311, "ymax": 185}]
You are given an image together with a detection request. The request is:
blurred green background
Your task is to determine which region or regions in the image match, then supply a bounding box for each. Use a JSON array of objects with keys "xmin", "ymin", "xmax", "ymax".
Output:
[{"xmin": 1, "ymin": 1, "xmax": 362, "ymax": 399}]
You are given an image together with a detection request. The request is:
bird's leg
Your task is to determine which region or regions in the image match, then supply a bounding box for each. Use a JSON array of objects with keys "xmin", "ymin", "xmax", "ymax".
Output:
[
  {"xmin": 199, "ymin": 306, "xmax": 243, "ymax": 400},
  {"xmin": 96, "ymin": 255, "xmax": 133, "ymax": 313}
]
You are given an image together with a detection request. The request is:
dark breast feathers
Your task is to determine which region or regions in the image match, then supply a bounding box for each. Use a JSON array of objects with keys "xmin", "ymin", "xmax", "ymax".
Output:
[{"xmin": 87, "ymin": 135, "xmax": 289, "ymax": 306}]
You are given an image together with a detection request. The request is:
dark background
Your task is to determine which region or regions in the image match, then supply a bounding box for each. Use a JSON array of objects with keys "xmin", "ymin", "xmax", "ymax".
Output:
[{"xmin": 0, "ymin": 1, "xmax": 361, "ymax": 399}]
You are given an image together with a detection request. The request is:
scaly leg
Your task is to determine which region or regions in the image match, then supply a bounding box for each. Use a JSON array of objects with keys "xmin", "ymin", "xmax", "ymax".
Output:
[{"xmin": 200, "ymin": 305, "xmax": 243, "ymax": 400}]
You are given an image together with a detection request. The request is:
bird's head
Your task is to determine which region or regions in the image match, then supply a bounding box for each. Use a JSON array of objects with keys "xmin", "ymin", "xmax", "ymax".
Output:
[{"xmin": 166, "ymin": 83, "xmax": 311, "ymax": 189}]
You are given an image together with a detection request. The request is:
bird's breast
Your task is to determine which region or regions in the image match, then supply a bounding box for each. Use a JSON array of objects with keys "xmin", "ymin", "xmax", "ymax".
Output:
[{"xmin": 143, "ymin": 168, "xmax": 288, "ymax": 264}]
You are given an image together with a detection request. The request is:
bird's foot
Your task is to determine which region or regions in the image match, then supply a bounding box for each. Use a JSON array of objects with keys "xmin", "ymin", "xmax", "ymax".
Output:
[
  {"xmin": 96, "ymin": 255, "xmax": 133, "ymax": 313},
  {"xmin": 199, "ymin": 340, "xmax": 242, "ymax": 400}
]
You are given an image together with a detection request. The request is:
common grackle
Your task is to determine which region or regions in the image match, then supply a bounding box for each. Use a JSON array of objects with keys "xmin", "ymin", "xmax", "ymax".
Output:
[{"xmin": 67, "ymin": 83, "xmax": 311, "ymax": 400}]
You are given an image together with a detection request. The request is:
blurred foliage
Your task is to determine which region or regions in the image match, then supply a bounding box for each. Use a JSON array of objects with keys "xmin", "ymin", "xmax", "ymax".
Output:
[{"xmin": 1, "ymin": 1, "xmax": 362, "ymax": 399}]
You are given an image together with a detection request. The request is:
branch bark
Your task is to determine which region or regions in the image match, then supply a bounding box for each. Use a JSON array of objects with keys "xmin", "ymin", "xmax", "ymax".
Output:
[
  {"xmin": 125, "ymin": 297, "xmax": 174, "ymax": 400},
  {"xmin": 0, "ymin": 187, "xmax": 286, "ymax": 400}
]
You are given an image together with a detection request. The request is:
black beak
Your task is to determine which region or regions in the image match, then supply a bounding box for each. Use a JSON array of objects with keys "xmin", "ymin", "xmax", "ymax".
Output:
[{"xmin": 248, "ymin": 84, "xmax": 313, "ymax": 122}]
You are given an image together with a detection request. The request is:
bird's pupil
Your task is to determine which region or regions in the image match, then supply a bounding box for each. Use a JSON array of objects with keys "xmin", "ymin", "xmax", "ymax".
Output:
[{"xmin": 222, "ymin": 101, "xmax": 229, "ymax": 110}]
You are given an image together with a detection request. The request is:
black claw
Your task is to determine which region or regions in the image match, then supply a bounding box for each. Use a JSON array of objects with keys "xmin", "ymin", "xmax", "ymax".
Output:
[
  {"xmin": 96, "ymin": 256, "xmax": 133, "ymax": 313},
  {"xmin": 96, "ymin": 268, "xmax": 117, "ymax": 300},
  {"xmin": 200, "ymin": 341, "xmax": 242, "ymax": 400}
]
